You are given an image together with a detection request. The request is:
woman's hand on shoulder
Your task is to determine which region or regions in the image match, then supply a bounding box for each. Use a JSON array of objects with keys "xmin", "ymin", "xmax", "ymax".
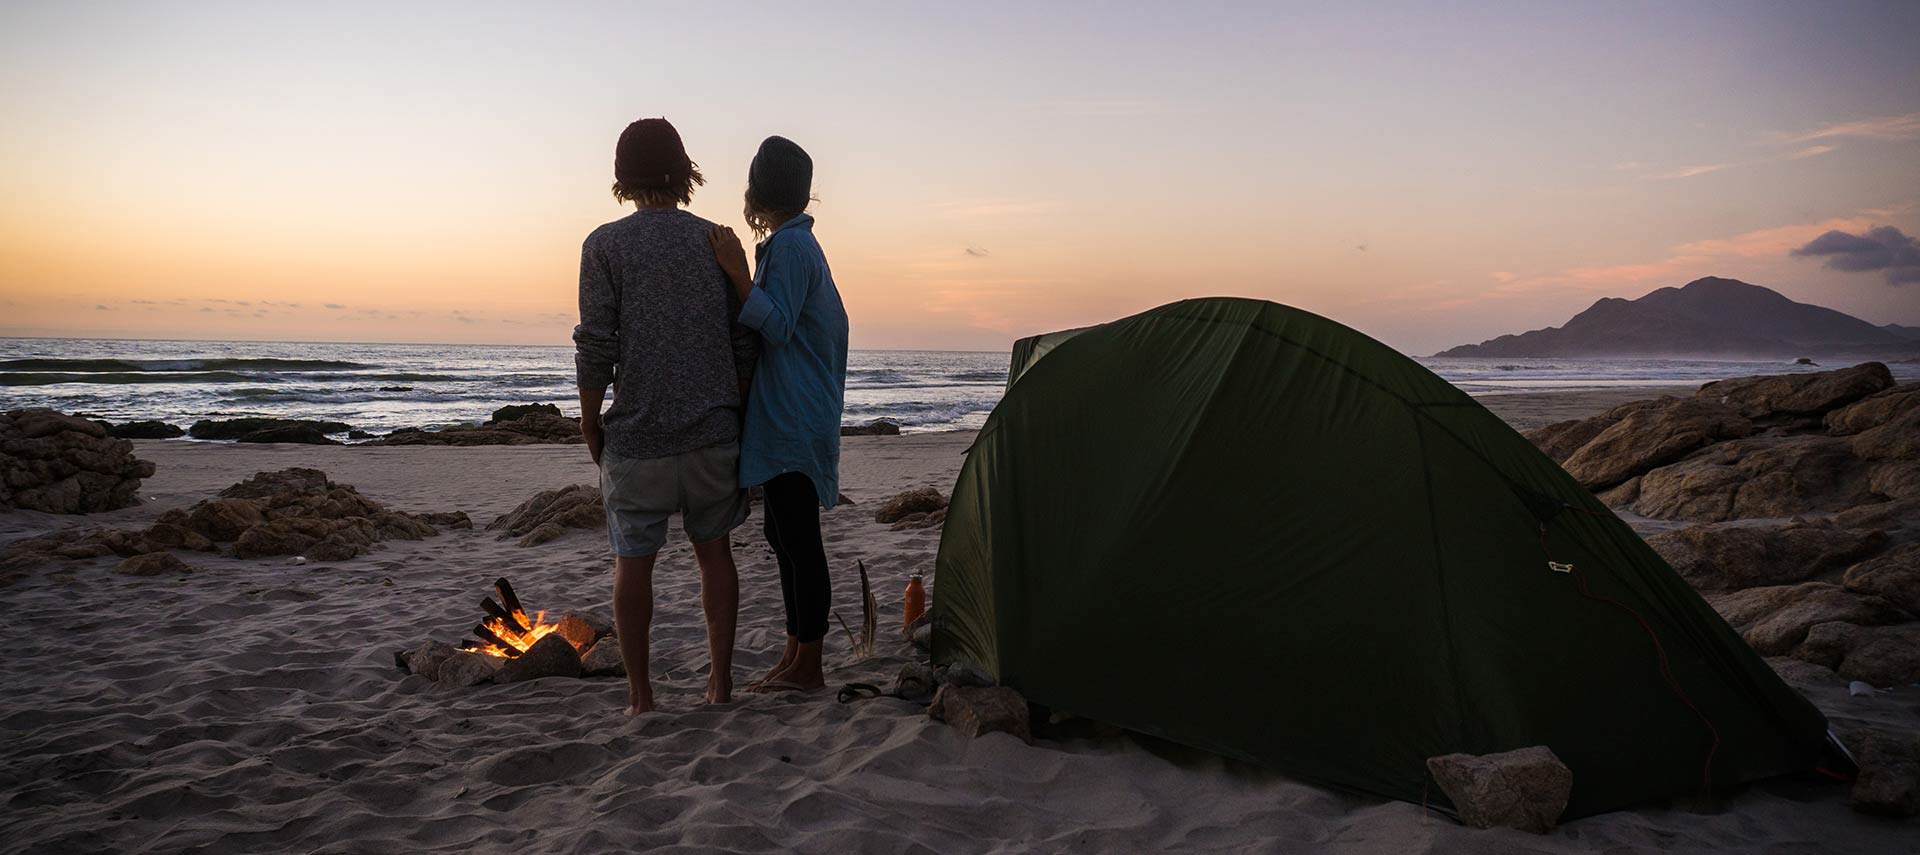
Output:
[{"xmin": 709, "ymin": 225, "xmax": 752, "ymax": 299}]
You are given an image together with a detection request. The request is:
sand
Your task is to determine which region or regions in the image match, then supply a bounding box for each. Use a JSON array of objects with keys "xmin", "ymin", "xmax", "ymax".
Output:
[{"xmin": 3, "ymin": 390, "xmax": 1914, "ymax": 854}]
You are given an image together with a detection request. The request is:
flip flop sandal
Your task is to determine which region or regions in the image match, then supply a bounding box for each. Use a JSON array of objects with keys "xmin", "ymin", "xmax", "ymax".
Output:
[{"xmin": 837, "ymin": 683, "xmax": 886, "ymax": 703}]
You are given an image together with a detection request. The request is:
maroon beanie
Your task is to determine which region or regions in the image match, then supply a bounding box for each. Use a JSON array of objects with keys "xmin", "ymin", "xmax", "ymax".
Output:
[{"xmin": 614, "ymin": 118, "xmax": 694, "ymax": 191}]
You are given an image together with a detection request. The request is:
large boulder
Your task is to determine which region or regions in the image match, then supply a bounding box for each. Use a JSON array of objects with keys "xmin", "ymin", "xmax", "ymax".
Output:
[
  {"xmin": 1703, "ymin": 582, "xmax": 1910, "ymax": 655},
  {"xmin": 1559, "ymin": 399, "xmax": 1753, "ymax": 488},
  {"xmin": 1826, "ymin": 382, "xmax": 1920, "ymax": 436},
  {"xmin": 103, "ymin": 420, "xmax": 185, "ymax": 439},
  {"xmin": 487, "ymin": 484, "xmax": 604, "ymax": 546},
  {"xmin": 1631, "ymin": 436, "xmax": 1875, "ymax": 522},
  {"xmin": 580, "ymin": 638, "xmax": 625, "ymax": 678},
  {"xmin": 493, "ymin": 634, "xmax": 582, "ymax": 683},
  {"xmin": 1843, "ymin": 543, "xmax": 1920, "ymax": 615},
  {"xmin": 1425, "ymin": 746, "xmax": 1573, "ymax": 834},
  {"xmin": 1695, "ymin": 362, "xmax": 1893, "ymax": 420},
  {"xmin": 0, "ymin": 409, "xmax": 155, "ymax": 513},
  {"xmin": 188, "ymin": 417, "xmax": 351, "ymax": 440},
  {"xmin": 1646, "ymin": 521, "xmax": 1887, "ymax": 590},
  {"xmin": 1524, "ymin": 397, "xmax": 1677, "ymax": 464}
]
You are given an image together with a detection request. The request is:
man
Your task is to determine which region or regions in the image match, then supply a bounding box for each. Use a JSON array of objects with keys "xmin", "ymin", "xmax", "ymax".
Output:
[{"xmin": 574, "ymin": 117, "xmax": 757, "ymax": 714}]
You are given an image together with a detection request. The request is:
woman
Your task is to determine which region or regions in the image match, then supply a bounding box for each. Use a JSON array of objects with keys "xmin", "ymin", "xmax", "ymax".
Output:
[{"xmin": 709, "ymin": 136, "xmax": 848, "ymax": 693}]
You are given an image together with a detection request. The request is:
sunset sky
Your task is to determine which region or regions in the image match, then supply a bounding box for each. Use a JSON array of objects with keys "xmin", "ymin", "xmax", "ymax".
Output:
[{"xmin": 2, "ymin": 2, "xmax": 1916, "ymax": 354}]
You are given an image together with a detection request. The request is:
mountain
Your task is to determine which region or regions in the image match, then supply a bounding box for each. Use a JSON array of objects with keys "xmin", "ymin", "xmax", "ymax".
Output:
[{"xmin": 1434, "ymin": 277, "xmax": 1920, "ymax": 358}]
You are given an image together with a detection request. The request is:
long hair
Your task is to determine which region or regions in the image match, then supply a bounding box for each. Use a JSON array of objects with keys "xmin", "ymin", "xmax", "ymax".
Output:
[{"xmin": 743, "ymin": 136, "xmax": 814, "ymax": 237}]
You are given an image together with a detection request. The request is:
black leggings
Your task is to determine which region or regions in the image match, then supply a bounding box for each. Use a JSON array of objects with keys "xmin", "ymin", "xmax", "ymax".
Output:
[{"xmin": 763, "ymin": 472, "xmax": 832, "ymax": 643}]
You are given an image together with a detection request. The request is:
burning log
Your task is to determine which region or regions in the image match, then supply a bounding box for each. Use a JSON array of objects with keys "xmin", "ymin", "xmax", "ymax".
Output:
[
  {"xmin": 474, "ymin": 623, "xmax": 526, "ymax": 657},
  {"xmin": 495, "ymin": 577, "xmax": 528, "ymax": 624},
  {"xmin": 481, "ymin": 597, "xmax": 530, "ymax": 635}
]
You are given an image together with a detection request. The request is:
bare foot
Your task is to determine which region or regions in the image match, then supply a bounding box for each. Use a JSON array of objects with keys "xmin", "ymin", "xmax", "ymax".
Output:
[
  {"xmin": 627, "ymin": 687, "xmax": 655, "ymax": 715},
  {"xmin": 706, "ymin": 673, "xmax": 732, "ymax": 705}
]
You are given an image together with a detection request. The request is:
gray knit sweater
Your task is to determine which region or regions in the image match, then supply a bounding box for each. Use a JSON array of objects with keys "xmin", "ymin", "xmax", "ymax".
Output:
[{"xmin": 574, "ymin": 208, "xmax": 758, "ymax": 459}]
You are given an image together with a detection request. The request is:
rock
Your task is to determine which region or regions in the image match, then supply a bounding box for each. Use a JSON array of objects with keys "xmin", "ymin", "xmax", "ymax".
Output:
[
  {"xmin": 1842, "ymin": 544, "xmax": 1920, "ymax": 615},
  {"xmin": 928, "ymin": 685, "xmax": 1031, "ymax": 743},
  {"xmin": 188, "ymin": 418, "xmax": 350, "ymax": 440},
  {"xmin": 104, "ymin": 420, "xmax": 185, "ymax": 439},
  {"xmin": 1631, "ymin": 436, "xmax": 1874, "ymax": 522},
  {"xmin": 186, "ymin": 498, "xmax": 267, "ymax": 541},
  {"xmin": 893, "ymin": 663, "xmax": 937, "ymax": 703},
  {"xmin": 1849, "ymin": 404, "xmax": 1920, "ymax": 463},
  {"xmin": 1765, "ymin": 655, "xmax": 1843, "ymax": 688},
  {"xmin": 112, "ymin": 552, "xmax": 193, "ymax": 576},
  {"xmin": 1525, "ymin": 415, "xmax": 1622, "ymax": 464},
  {"xmin": 1595, "ymin": 477, "xmax": 1641, "ymax": 509},
  {"xmin": 889, "ymin": 508, "xmax": 948, "ymax": 531},
  {"xmin": 1833, "ymin": 499, "xmax": 1920, "ymax": 534},
  {"xmin": 347, "ymin": 430, "xmax": 374, "ymax": 440},
  {"xmin": 1846, "ymin": 728, "xmax": 1920, "ymax": 817},
  {"xmin": 237, "ymin": 426, "xmax": 342, "ymax": 445},
  {"xmin": 1646, "ymin": 521, "xmax": 1887, "ymax": 590},
  {"xmin": 1794, "ymin": 621, "xmax": 1861, "ymax": 669},
  {"xmin": 493, "ymin": 633, "xmax": 582, "ymax": 683},
  {"xmin": 1695, "ymin": 362, "xmax": 1894, "ymax": 420},
  {"xmin": 1868, "ymin": 461, "xmax": 1920, "ymax": 500},
  {"xmin": 139, "ymin": 522, "xmax": 215, "ymax": 552},
  {"xmin": 1559, "ymin": 399, "xmax": 1753, "ymax": 488},
  {"xmin": 875, "ymin": 487, "xmax": 948, "ymax": 524},
  {"xmin": 842, "ymin": 419, "xmax": 902, "ymax": 436},
  {"xmin": 1837, "ymin": 624, "xmax": 1920, "ymax": 686},
  {"xmin": 554, "ymin": 612, "xmax": 610, "ymax": 653},
  {"xmin": 580, "ymin": 638, "xmax": 625, "ymax": 677},
  {"xmin": 911, "ymin": 620, "xmax": 932, "ymax": 651},
  {"xmin": 1703, "ymin": 582, "xmax": 1910, "ymax": 654},
  {"xmin": 436, "ymin": 652, "xmax": 502, "ymax": 688},
  {"xmin": 1826, "ymin": 382, "xmax": 1920, "ymax": 436},
  {"xmin": 365, "ymin": 413, "xmax": 582, "ymax": 446},
  {"xmin": 489, "ymin": 403, "xmax": 562, "ymax": 423},
  {"xmin": 488, "ymin": 484, "xmax": 604, "ymax": 544},
  {"xmin": 939, "ymin": 662, "xmax": 997, "ymax": 689},
  {"xmin": 1425, "ymin": 746, "xmax": 1573, "ymax": 834},
  {"xmin": 401, "ymin": 641, "xmax": 460, "ymax": 681},
  {"xmin": 0, "ymin": 409, "xmax": 155, "ymax": 513}
]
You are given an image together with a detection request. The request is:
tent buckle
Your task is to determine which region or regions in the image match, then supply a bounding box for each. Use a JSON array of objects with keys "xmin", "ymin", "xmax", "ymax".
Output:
[{"xmin": 1548, "ymin": 561, "xmax": 1574, "ymax": 574}]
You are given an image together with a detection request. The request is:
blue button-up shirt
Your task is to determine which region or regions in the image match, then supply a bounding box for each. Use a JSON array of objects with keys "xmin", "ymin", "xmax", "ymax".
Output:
[{"xmin": 736, "ymin": 214, "xmax": 848, "ymax": 508}]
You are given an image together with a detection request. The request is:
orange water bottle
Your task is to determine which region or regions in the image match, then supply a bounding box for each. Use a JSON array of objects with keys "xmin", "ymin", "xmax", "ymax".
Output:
[{"xmin": 903, "ymin": 573, "xmax": 927, "ymax": 637}]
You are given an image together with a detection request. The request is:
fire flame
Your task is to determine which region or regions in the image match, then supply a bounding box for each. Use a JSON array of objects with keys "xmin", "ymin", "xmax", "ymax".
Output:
[{"xmin": 470, "ymin": 609, "xmax": 557, "ymax": 657}]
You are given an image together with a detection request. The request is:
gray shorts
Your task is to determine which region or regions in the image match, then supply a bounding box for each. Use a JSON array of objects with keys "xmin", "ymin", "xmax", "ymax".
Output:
[{"xmin": 600, "ymin": 441, "xmax": 750, "ymax": 557}]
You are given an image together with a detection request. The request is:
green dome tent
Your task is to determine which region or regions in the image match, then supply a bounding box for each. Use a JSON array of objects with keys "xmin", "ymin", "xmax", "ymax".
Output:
[{"xmin": 932, "ymin": 297, "xmax": 1835, "ymax": 819}]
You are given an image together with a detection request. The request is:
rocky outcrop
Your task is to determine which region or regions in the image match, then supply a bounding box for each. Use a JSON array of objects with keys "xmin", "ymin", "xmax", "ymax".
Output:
[
  {"xmin": 188, "ymin": 418, "xmax": 351, "ymax": 441},
  {"xmin": 1846, "ymin": 728, "xmax": 1920, "ymax": 817},
  {"xmin": 367, "ymin": 413, "xmax": 582, "ymax": 447},
  {"xmin": 100, "ymin": 420, "xmax": 185, "ymax": 439},
  {"xmin": 159, "ymin": 468, "xmax": 453, "ymax": 561},
  {"xmin": 1425, "ymin": 746, "xmax": 1573, "ymax": 834},
  {"xmin": 1842, "ymin": 543, "xmax": 1920, "ymax": 615},
  {"xmin": 236, "ymin": 426, "xmax": 342, "ymax": 445},
  {"xmin": 1825, "ymin": 382, "xmax": 1920, "ymax": 436},
  {"xmin": 1, "ymin": 409, "xmax": 155, "ymax": 513},
  {"xmin": 842, "ymin": 419, "xmax": 902, "ymax": 436},
  {"xmin": 1695, "ymin": 362, "xmax": 1893, "ymax": 419},
  {"xmin": 1558, "ymin": 399, "xmax": 1753, "ymax": 488},
  {"xmin": 1631, "ymin": 436, "xmax": 1875, "ymax": 522},
  {"xmin": 1647, "ymin": 521, "xmax": 1887, "ymax": 590},
  {"xmin": 489, "ymin": 403, "xmax": 562, "ymax": 423},
  {"xmin": 1703, "ymin": 582, "xmax": 1909, "ymax": 656},
  {"xmin": 487, "ymin": 484, "xmax": 603, "ymax": 546}
]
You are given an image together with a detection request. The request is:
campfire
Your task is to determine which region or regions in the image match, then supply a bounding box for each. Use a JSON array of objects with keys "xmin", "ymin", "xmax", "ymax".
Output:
[
  {"xmin": 395, "ymin": 577, "xmax": 620, "ymax": 688},
  {"xmin": 463, "ymin": 577, "xmax": 560, "ymax": 657}
]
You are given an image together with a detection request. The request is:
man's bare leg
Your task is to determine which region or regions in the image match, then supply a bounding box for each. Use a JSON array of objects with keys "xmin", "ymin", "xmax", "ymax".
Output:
[
  {"xmin": 690, "ymin": 536, "xmax": 739, "ymax": 704},
  {"xmin": 612, "ymin": 553, "xmax": 658, "ymax": 714}
]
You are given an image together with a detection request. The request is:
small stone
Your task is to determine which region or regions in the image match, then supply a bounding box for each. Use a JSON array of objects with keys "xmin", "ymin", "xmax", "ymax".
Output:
[
  {"xmin": 581, "ymin": 638, "xmax": 625, "ymax": 678},
  {"xmin": 928, "ymin": 685, "xmax": 1031, "ymax": 744},
  {"xmin": 436, "ymin": 652, "xmax": 502, "ymax": 688},
  {"xmin": 940, "ymin": 662, "xmax": 995, "ymax": 688},
  {"xmin": 1425, "ymin": 746, "xmax": 1573, "ymax": 834},
  {"xmin": 893, "ymin": 663, "xmax": 937, "ymax": 703},
  {"xmin": 402, "ymin": 641, "xmax": 459, "ymax": 681},
  {"xmin": 911, "ymin": 621, "xmax": 932, "ymax": 651},
  {"xmin": 875, "ymin": 487, "xmax": 947, "ymax": 524},
  {"xmin": 493, "ymin": 633, "xmax": 582, "ymax": 683},
  {"xmin": 112, "ymin": 552, "xmax": 193, "ymax": 577},
  {"xmin": 554, "ymin": 612, "xmax": 608, "ymax": 653},
  {"xmin": 1848, "ymin": 681, "xmax": 1875, "ymax": 697}
]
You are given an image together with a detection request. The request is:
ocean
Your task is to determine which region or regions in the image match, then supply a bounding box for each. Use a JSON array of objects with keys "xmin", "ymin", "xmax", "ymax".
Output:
[{"xmin": 2, "ymin": 337, "xmax": 1913, "ymax": 436}]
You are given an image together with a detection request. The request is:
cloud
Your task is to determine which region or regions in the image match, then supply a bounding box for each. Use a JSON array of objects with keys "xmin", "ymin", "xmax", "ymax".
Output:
[
  {"xmin": 1785, "ymin": 111, "xmax": 1920, "ymax": 144},
  {"xmin": 1791, "ymin": 226, "xmax": 1920, "ymax": 285},
  {"xmin": 324, "ymin": 303, "xmax": 345, "ymax": 309},
  {"xmin": 964, "ymin": 246, "xmax": 990, "ymax": 257},
  {"xmin": 1650, "ymin": 163, "xmax": 1731, "ymax": 180},
  {"xmin": 94, "ymin": 304, "xmax": 110, "ymax": 311},
  {"xmin": 1789, "ymin": 145, "xmax": 1835, "ymax": 159}
]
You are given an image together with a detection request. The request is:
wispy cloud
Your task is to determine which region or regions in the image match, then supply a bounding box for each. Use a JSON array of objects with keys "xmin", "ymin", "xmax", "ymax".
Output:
[
  {"xmin": 964, "ymin": 246, "xmax": 990, "ymax": 257},
  {"xmin": 1785, "ymin": 111, "xmax": 1920, "ymax": 144},
  {"xmin": 1789, "ymin": 145, "xmax": 1836, "ymax": 159},
  {"xmin": 1650, "ymin": 163, "xmax": 1731, "ymax": 180}
]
